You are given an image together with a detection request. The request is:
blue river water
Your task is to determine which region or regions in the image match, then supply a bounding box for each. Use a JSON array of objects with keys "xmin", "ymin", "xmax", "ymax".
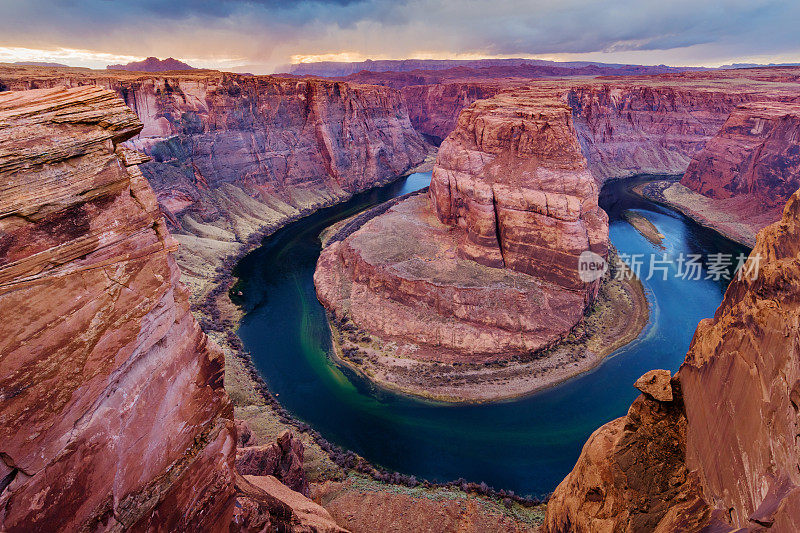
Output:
[{"xmin": 234, "ymin": 172, "xmax": 748, "ymax": 498}]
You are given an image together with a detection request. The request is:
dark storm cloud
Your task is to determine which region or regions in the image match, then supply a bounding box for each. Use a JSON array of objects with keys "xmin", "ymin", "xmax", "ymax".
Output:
[{"xmin": 1, "ymin": 0, "xmax": 798, "ymax": 71}]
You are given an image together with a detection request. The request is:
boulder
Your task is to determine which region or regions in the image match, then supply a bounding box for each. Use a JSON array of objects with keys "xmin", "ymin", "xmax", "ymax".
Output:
[{"xmin": 634, "ymin": 369, "xmax": 673, "ymax": 402}]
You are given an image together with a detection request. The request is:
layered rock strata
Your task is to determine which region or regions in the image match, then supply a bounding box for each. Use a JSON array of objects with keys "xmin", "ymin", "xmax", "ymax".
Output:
[
  {"xmin": 400, "ymin": 82, "xmax": 519, "ymax": 142},
  {"xmin": 567, "ymin": 83, "xmax": 756, "ymax": 180},
  {"xmin": 0, "ymin": 86, "xmax": 236, "ymax": 531},
  {"xmin": 635, "ymin": 101, "xmax": 800, "ymax": 247},
  {"xmin": 430, "ymin": 91, "xmax": 608, "ymax": 294},
  {"xmin": 684, "ymin": 101, "xmax": 800, "ymax": 199},
  {"xmin": 315, "ymin": 92, "xmax": 609, "ymax": 382},
  {"xmin": 0, "ymin": 66, "xmax": 432, "ymax": 297},
  {"xmin": 352, "ymin": 68, "xmax": 800, "ymax": 184},
  {"xmin": 236, "ymin": 430, "xmax": 309, "ymax": 495},
  {"xmin": 545, "ymin": 187, "xmax": 800, "ymax": 531}
]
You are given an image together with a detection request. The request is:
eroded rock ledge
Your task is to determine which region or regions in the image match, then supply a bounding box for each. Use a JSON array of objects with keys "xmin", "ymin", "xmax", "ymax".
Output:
[
  {"xmin": 545, "ymin": 188, "xmax": 800, "ymax": 531},
  {"xmin": 0, "ymin": 86, "xmax": 352, "ymax": 533},
  {"xmin": 0, "ymin": 86, "xmax": 236, "ymax": 531},
  {"xmin": 314, "ymin": 91, "xmax": 623, "ymax": 400}
]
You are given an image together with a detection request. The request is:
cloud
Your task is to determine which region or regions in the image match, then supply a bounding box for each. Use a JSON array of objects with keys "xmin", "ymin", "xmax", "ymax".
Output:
[{"xmin": 1, "ymin": 0, "xmax": 798, "ymax": 72}]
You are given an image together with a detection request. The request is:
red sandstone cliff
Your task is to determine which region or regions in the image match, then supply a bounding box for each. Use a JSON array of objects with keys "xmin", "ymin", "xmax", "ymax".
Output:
[
  {"xmin": 315, "ymin": 91, "xmax": 608, "ymax": 374},
  {"xmin": 0, "ymin": 68, "xmax": 429, "ymax": 223},
  {"xmin": 0, "ymin": 86, "xmax": 236, "ymax": 531},
  {"xmin": 567, "ymin": 83, "xmax": 757, "ymax": 180},
  {"xmin": 356, "ymin": 68, "xmax": 800, "ymax": 184},
  {"xmin": 0, "ymin": 86, "xmax": 349, "ymax": 533},
  {"xmin": 545, "ymin": 188, "xmax": 800, "ymax": 531},
  {"xmin": 681, "ymin": 101, "xmax": 800, "ymax": 207},
  {"xmin": 0, "ymin": 66, "xmax": 431, "ymax": 296},
  {"xmin": 400, "ymin": 82, "xmax": 510, "ymax": 142},
  {"xmin": 430, "ymin": 90, "xmax": 608, "ymax": 295}
]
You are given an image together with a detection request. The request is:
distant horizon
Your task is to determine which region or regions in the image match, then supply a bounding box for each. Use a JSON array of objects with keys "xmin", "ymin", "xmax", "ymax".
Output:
[
  {"xmin": 2, "ymin": 0, "xmax": 799, "ymax": 75},
  {"xmin": 4, "ymin": 52, "xmax": 800, "ymax": 76}
]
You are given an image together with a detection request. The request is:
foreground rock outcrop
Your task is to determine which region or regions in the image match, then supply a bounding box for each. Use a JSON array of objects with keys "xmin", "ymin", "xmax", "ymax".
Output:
[
  {"xmin": 314, "ymin": 91, "xmax": 622, "ymax": 400},
  {"xmin": 236, "ymin": 430, "xmax": 309, "ymax": 495},
  {"xmin": 234, "ymin": 474, "xmax": 347, "ymax": 533},
  {"xmin": 545, "ymin": 187, "xmax": 800, "ymax": 531},
  {"xmin": 0, "ymin": 86, "xmax": 354, "ymax": 533},
  {"xmin": 0, "ymin": 86, "xmax": 236, "ymax": 530}
]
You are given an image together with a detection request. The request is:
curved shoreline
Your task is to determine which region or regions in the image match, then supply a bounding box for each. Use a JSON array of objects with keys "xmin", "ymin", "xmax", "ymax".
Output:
[
  {"xmin": 632, "ymin": 179, "xmax": 759, "ymax": 248},
  {"xmin": 215, "ymin": 170, "xmax": 742, "ymax": 502},
  {"xmin": 323, "ymin": 248, "xmax": 650, "ymax": 404},
  {"xmin": 200, "ymin": 164, "xmax": 549, "ymax": 519}
]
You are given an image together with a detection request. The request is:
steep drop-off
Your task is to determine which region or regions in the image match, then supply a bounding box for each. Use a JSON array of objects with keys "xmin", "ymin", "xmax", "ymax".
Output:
[
  {"xmin": 400, "ymin": 82, "xmax": 513, "ymax": 143},
  {"xmin": 0, "ymin": 86, "xmax": 237, "ymax": 531},
  {"xmin": 545, "ymin": 188, "xmax": 800, "ymax": 531},
  {"xmin": 0, "ymin": 86, "xmax": 354, "ymax": 533},
  {"xmin": 681, "ymin": 102, "xmax": 800, "ymax": 202},
  {"xmin": 0, "ymin": 66, "xmax": 432, "ymax": 297},
  {"xmin": 430, "ymin": 90, "xmax": 608, "ymax": 293},
  {"xmin": 636, "ymin": 100, "xmax": 800, "ymax": 247},
  {"xmin": 682, "ymin": 101, "xmax": 800, "ymax": 205}
]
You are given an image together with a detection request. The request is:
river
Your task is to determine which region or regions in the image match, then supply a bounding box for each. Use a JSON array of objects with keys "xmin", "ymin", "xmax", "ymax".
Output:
[{"xmin": 233, "ymin": 172, "xmax": 749, "ymax": 498}]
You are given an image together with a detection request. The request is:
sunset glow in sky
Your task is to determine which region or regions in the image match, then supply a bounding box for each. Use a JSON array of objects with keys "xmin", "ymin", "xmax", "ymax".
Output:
[{"xmin": 2, "ymin": 0, "xmax": 798, "ymax": 73}]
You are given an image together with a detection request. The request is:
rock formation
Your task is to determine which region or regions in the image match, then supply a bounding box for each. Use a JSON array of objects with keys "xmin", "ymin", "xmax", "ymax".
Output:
[
  {"xmin": 236, "ymin": 430, "xmax": 309, "ymax": 495},
  {"xmin": 430, "ymin": 91, "xmax": 608, "ymax": 294},
  {"xmin": 234, "ymin": 474, "xmax": 347, "ymax": 533},
  {"xmin": 107, "ymin": 57, "xmax": 196, "ymax": 72},
  {"xmin": 545, "ymin": 187, "xmax": 800, "ymax": 531},
  {"xmin": 284, "ymin": 57, "xmax": 696, "ymax": 78},
  {"xmin": 345, "ymin": 68, "xmax": 800, "ymax": 184},
  {"xmin": 0, "ymin": 85, "xmax": 354, "ymax": 533},
  {"xmin": 636, "ymin": 100, "xmax": 800, "ymax": 247},
  {"xmin": 413, "ymin": 76, "xmax": 797, "ymax": 181},
  {"xmin": 315, "ymin": 91, "xmax": 609, "ymax": 385},
  {"xmin": 567, "ymin": 83, "xmax": 756, "ymax": 180},
  {"xmin": 0, "ymin": 86, "xmax": 236, "ymax": 531},
  {"xmin": 400, "ymin": 82, "xmax": 510, "ymax": 143},
  {"xmin": 681, "ymin": 101, "xmax": 800, "ymax": 205},
  {"xmin": 0, "ymin": 66, "xmax": 432, "ymax": 297},
  {"xmin": 679, "ymin": 187, "xmax": 800, "ymax": 530}
]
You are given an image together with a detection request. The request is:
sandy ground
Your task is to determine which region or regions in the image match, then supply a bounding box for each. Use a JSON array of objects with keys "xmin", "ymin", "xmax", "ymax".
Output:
[{"xmin": 622, "ymin": 210, "xmax": 665, "ymax": 248}]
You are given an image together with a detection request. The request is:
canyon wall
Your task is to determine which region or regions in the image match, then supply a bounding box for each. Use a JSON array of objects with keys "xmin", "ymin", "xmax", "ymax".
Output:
[
  {"xmin": 400, "ymin": 82, "xmax": 509, "ymax": 142},
  {"xmin": 381, "ymin": 70, "xmax": 800, "ymax": 185},
  {"xmin": 0, "ymin": 87, "xmax": 236, "ymax": 531},
  {"xmin": 681, "ymin": 101, "xmax": 800, "ymax": 206},
  {"xmin": 679, "ymin": 186, "xmax": 800, "ymax": 530},
  {"xmin": 567, "ymin": 83, "xmax": 755, "ymax": 180},
  {"xmin": 0, "ymin": 66, "xmax": 431, "ymax": 296},
  {"xmin": 545, "ymin": 188, "xmax": 800, "ymax": 531}
]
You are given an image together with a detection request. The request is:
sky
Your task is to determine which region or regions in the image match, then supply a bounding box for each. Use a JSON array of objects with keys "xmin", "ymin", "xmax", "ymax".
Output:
[{"xmin": 1, "ymin": 0, "xmax": 799, "ymax": 73}]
